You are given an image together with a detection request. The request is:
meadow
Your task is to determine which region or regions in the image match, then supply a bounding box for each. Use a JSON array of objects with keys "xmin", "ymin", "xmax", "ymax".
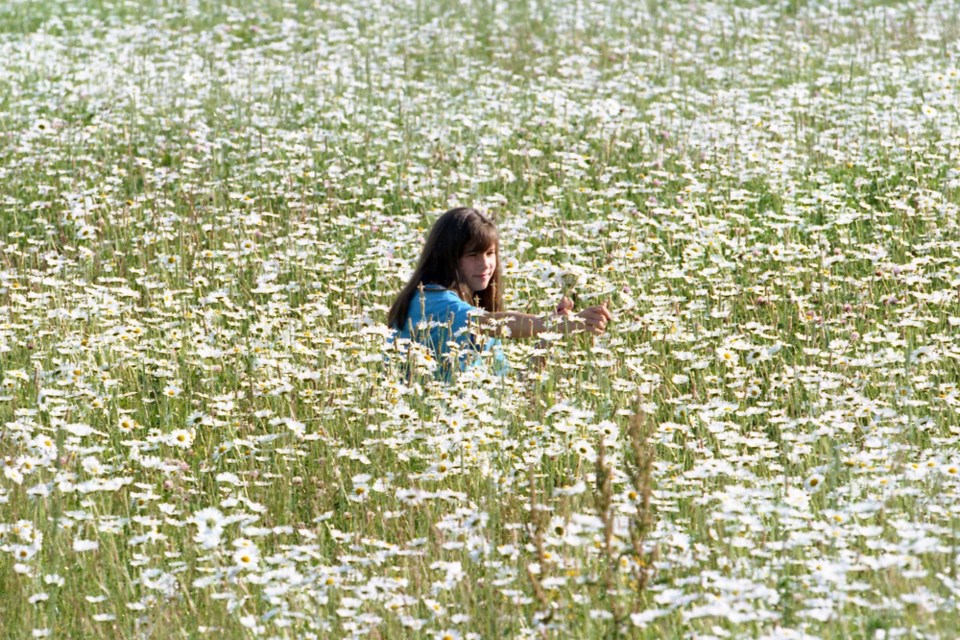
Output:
[{"xmin": 2, "ymin": 0, "xmax": 960, "ymax": 637}]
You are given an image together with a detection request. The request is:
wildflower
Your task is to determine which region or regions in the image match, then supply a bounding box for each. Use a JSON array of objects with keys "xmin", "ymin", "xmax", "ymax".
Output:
[
  {"xmin": 349, "ymin": 474, "xmax": 371, "ymax": 502},
  {"xmin": 571, "ymin": 439, "xmax": 595, "ymax": 461},
  {"xmin": 73, "ymin": 539, "xmax": 99, "ymax": 552},
  {"xmin": 232, "ymin": 540, "xmax": 260, "ymax": 570},
  {"xmin": 716, "ymin": 347, "xmax": 737, "ymax": 365},
  {"xmin": 75, "ymin": 224, "xmax": 96, "ymax": 241},
  {"xmin": 192, "ymin": 507, "xmax": 226, "ymax": 549},
  {"xmin": 804, "ymin": 474, "xmax": 825, "ymax": 493},
  {"xmin": 158, "ymin": 254, "xmax": 181, "ymax": 270},
  {"xmin": 81, "ymin": 457, "xmax": 105, "ymax": 476},
  {"xmin": 167, "ymin": 429, "xmax": 194, "ymax": 449}
]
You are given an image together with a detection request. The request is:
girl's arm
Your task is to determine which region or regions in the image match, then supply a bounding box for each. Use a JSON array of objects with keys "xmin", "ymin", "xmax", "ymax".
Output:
[{"xmin": 478, "ymin": 303, "xmax": 611, "ymax": 339}]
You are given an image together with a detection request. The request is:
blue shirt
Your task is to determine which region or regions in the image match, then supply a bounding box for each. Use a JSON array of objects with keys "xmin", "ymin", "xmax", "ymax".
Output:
[{"xmin": 391, "ymin": 284, "xmax": 507, "ymax": 378}]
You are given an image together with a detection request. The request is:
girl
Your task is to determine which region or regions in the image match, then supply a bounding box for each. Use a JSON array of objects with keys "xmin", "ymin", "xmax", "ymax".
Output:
[{"xmin": 387, "ymin": 207, "xmax": 611, "ymax": 378}]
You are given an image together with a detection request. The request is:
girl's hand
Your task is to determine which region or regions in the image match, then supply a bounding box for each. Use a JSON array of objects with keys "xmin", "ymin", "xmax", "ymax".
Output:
[
  {"xmin": 555, "ymin": 296, "xmax": 574, "ymax": 317},
  {"xmin": 563, "ymin": 301, "xmax": 612, "ymax": 335}
]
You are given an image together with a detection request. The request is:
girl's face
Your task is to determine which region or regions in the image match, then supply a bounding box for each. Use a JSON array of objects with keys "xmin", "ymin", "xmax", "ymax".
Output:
[{"xmin": 458, "ymin": 244, "xmax": 497, "ymax": 293}]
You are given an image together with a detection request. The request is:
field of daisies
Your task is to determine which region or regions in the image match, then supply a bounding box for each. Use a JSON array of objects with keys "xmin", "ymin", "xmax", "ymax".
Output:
[{"xmin": 2, "ymin": 0, "xmax": 960, "ymax": 637}]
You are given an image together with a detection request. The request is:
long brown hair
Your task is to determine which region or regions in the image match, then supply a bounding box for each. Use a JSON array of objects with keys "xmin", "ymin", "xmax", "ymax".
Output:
[{"xmin": 388, "ymin": 207, "xmax": 504, "ymax": 330}]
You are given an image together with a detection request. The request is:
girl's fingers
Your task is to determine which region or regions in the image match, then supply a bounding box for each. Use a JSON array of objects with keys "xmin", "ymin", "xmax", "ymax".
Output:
[
  {"xmin": 575, "ymin": 309, "xmax": 608, "ymax": 334},
  {"xmin": 564, "ymin": 304, "xmax": 613, "ymax": 335},
  {"xmin": 583, "ymin": 308, "xmax": 610, "ymax": 324},
  {"xmin": 580, "ymin": 310, "xmax": 599, "ymax": 321}
]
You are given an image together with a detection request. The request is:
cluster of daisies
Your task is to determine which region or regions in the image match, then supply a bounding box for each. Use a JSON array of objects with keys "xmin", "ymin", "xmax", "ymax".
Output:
[{"xmin": 2, "ymin": 0, "xmax": 960, "ymax": 637}]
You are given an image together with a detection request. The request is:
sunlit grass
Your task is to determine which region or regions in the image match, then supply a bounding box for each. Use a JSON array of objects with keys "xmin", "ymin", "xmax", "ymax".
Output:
[{"xmin": 1, "ymin": 0, "xmax": 960, "ymax": 638}]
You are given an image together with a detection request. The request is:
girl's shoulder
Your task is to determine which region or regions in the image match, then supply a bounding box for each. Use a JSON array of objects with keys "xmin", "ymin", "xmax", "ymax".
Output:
[
  {"xmin": 419, "ymin": 284, "xmax": 451, "ymax": 294},
  {"xmin": 417, "ymin": 284, "xmax": 461, "ymax": 301},
  {"xmin": 411, "ymin": 286, "xmax": 477, "ymax": 317}
]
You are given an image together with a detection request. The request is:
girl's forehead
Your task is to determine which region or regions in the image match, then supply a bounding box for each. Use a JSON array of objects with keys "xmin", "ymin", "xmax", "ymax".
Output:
[{"xmin": 463, "ymin": 238, "xmax": 497, "ymax": 252}]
